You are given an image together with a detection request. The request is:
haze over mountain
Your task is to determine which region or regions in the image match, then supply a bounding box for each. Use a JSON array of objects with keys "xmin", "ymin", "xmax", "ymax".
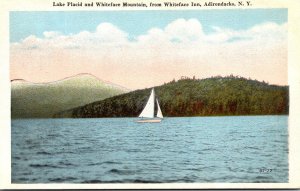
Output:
[
  {"xmin": 11, "ymin": 73, "xmax": 129, "ymax": 118},
  {"xmin": 54, "ymin": 76, "xmax": 289, "ymax": 118}
]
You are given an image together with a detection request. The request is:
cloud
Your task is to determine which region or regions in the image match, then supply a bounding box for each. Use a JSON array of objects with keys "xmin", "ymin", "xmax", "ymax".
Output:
[
  {"xmin": 12, "ymin": 22, "xmax": 129, "ymax": 50},
  {"xmin": 43, "ymin": 31, "xmax": 61, "ymax": 39},
  {"xmin": 204, "ymin": 22, "xmax": 287, "ymax": 44},
  {"xmin": 95, "ymin": 22, "xmax": 128, "ymax": 43},
  {"xmin": 11, "ymin": 18, "xmax": 287, "ymax": 49},
  {"xmin": 165, "ymin": 18, "xmax": 204, "ymax": 42},
  {"xmin": 10, "ymin": 18, "xmax": 288, "ymax": 89}
]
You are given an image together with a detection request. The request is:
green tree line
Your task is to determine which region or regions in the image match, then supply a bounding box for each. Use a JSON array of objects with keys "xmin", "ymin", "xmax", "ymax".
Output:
[{"xmin": 54, "ymin": 76, "xmax": 289, "ymax": 118}]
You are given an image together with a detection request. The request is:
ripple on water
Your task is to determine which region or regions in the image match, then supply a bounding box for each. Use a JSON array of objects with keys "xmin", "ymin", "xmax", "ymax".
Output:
[
  {"xmin": 29, "ymin": 164, "xmax": 60, "ymax": 169},
  {"xmin": 48, "ymin": 177, "xmax": 77, "ymax": 182},
  {"xmin": 108, "ymin": 168, "xmax": 141, "ymax": 175},
  {"xmin": 36, "ymin": 151, "xmax": 52, "ymax": 155},
  {"xmin": 58, "ymin": 161, "xmax": 78, "ymax": 167},
  {"xmin": 87, "ymin": 161, "xmax": 122, "ymax": 166}
]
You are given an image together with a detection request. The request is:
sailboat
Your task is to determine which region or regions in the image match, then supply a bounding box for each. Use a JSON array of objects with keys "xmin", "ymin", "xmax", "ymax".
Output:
[{"xmin": 137, "ymin": 88, "xmax": 163, "ymax": 123}]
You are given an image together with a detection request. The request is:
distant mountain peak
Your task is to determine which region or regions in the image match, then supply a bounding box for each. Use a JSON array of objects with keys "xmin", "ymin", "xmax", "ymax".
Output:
[
  {"xmin": 11, "ymin": 73, "xmax": 130, "ymax": 91},
  {"xmin": 69, "ymin": 73, "xmax": 99, "ymax": 80},
  {"xmin": 74, "ymin": 73, "xmax": 96, "ymax": 77},
  {"xmin": 11, "ymin": 79, "xmax": 27, "ymax": 83}
]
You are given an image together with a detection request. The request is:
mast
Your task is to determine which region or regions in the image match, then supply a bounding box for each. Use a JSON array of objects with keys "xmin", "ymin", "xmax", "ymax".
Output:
[{"xmin": 138, "ymin": 88, "xmax": 155, "ymax": 118}]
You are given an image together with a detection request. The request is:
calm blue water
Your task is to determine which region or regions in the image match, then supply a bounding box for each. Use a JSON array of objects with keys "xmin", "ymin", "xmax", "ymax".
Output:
[{"xmin": 12, "ymin": 116, "xmax": 288, "ymax": 183}]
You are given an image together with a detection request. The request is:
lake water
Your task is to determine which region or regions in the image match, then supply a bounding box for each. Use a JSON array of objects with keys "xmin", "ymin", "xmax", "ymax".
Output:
[{"xmin": 12, "ymin": 116, "xmax": 288, "ymax": 183}]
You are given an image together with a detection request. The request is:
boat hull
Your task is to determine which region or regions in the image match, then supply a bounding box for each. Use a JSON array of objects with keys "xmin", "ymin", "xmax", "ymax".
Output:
[{"xmin": 136, "ymin": 119, "xmax": 162, "ymax": 123}]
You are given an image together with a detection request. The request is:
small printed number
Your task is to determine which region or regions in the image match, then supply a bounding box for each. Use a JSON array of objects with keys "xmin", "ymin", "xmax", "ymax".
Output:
[{"xmin": 259, "ymin": 168, "xmax": 273, "ymax": 173}]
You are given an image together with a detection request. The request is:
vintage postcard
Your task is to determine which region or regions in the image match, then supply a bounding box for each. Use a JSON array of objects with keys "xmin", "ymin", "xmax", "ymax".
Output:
[{"xmin": 0, "ymin": 0, "xmax": 300, "ymax": 189}]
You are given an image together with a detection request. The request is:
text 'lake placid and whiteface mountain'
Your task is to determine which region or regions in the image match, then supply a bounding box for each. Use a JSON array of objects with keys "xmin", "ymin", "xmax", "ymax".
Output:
[{"xmin": 52, "ymin": 1, "xmax": 251, "ymax": 8}]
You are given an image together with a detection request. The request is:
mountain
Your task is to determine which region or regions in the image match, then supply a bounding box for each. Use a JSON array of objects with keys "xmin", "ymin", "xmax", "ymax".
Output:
[
  {"xmin": 54, "ymin": 76, "xmax": 289, "ymax": 118},
  {"xmin": 11, "ymin": 74, "xmax": 129, "ymax": 118}
]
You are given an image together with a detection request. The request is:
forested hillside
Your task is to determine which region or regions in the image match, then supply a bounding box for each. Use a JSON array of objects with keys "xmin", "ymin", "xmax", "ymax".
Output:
[{"xmin": 54, "ymin": 76, "xmax": 289, "ymax": 118}]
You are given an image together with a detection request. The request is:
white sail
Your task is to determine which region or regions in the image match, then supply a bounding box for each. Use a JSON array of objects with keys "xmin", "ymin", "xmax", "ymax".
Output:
[
  {"xmin": 138, "ymin": 88, "xmax": 155, "ymax": 118},
  {"xmin": 156, "ymin": 99, "xmax": 163, "ymax": 118}
]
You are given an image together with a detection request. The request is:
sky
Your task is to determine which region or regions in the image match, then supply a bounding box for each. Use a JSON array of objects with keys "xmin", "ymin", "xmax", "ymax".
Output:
[{"xmin": 10, "ymin": 9, "xmax": 288, "ymax": 90}]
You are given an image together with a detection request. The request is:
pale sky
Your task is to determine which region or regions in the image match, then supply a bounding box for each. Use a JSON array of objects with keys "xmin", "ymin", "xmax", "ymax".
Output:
[{"xmin": 10, "ymin": 10, "xmax": 288, "ymax": 90}]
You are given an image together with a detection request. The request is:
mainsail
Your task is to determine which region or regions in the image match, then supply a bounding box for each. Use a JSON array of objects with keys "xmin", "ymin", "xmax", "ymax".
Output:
[
  {"xmin": 138, "ymin": 88, "xmax": 155, "ymax": 118},
  {"xmin": 156, "ymin": 99, "xmax": 163, "ymax": 118}
]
